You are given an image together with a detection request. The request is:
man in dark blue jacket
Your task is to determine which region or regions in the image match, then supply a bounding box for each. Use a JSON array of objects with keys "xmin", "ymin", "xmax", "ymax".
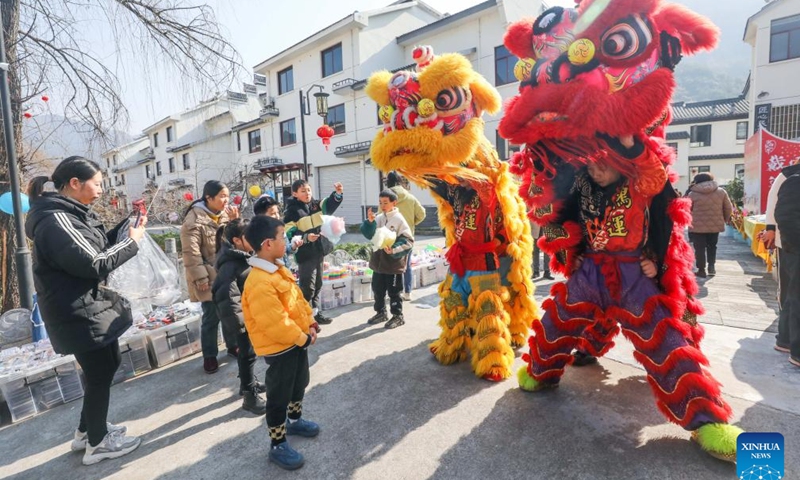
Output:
[{"xmin": 774, "ymin": 170, "xmax": 800, "ymax": 368}]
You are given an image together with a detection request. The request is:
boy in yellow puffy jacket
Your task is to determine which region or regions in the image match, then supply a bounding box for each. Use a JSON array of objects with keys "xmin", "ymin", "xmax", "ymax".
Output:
[{"xmin": 241, "ymin": 215, "xmax": 320, "ymax": 471}]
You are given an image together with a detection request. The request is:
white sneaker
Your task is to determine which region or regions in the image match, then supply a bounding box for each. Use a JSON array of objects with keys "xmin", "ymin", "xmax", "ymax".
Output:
[
  {"xmin": 71, "ymin": 423, "xmax": 127, "ymax": 451},
  {"xmin": 82, "ymin": 429, "xmax": 141, "ymax": 465},
  {"xmin": 402, "ymin": 292, "xmax": 412, "ymax": 301}
]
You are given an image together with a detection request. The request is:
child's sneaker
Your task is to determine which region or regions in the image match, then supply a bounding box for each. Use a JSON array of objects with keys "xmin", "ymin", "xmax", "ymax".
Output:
[
  {"xmin": 82, "ymin": 430, "xmax": 141, "ymax": 465},
  {"xmin": 269, "ymin": 441, "xmax": 305, "ymax": 470},
  {"xmin": 71, "ymin": 423, "xmax": 127, "ymax": 451},
  {"xmin": 367, "ymin": 312, "xmax": 388, "ymax": 325},
  {"xmin": 286, "ymin": 418, "xmax": 320, "ymax": 437},
  {"xmin": 385, "ymin": 315, "xmax": 405, "ymax": 329}
]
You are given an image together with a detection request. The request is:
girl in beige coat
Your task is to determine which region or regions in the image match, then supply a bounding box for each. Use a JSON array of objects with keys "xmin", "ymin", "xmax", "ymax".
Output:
[
  {"xmin": 686, "ymin": 173, "xmax": 733, "ymax": 278},
  {"xmin": 181, "ymin": 180, "xmax": 240, "ymax": 373}
]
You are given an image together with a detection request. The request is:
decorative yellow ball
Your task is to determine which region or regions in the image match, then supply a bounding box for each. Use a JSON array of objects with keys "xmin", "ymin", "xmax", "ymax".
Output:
[
  {"xmin": 568, "ymin": 39, "xmax": 595, "ymax": 65},
  {"xmin": 514, "ymin": 58, "xmax": 536, "ymax": 82},
  {"xmin": 379, "ymin": 105, "xmax": 394, "ymax": 124},
  {"xmin": 248, "ymin": 185, "xmax": 262, "ymax": 197},
  {"xmin": 417, "ymin": 98, "xmax": 435, "ymax": 117}
]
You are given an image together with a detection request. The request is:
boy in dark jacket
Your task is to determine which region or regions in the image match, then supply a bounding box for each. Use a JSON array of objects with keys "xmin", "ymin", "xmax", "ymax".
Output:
[
  {"xmin": 360, "ymin": 190, "xmax": 414, "ymax": 329},
  {"xmin": 774, "ymin": 171, "xmax": 800, "ymax": 368},
  {"xmin": 283, "ymin": 179, "xmax": 343, "ymax": 325},
  {"xmin": 212, "ymin": 218, "xmax": 267, "ymax": 414}
]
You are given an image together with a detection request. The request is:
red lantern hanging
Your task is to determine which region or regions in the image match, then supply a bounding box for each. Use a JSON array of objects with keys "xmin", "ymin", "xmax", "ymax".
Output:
[
  {"xmin": 183, "ymin": 192, "xmax": 194, "ymax": 201},
  {"xmin": 41, "ymin": 95, "xmax": 49, "ymax": 102},
  {"xmin": 23, "ymin": 112, "xmax": 32, "ymax": 119},
  {"xmin": 317, "ymin": 125, "xmax": 335, "ymax": 151},
  {"xmin": 233, "ymin": 195, "xmax": 242, "ymax": 205}
]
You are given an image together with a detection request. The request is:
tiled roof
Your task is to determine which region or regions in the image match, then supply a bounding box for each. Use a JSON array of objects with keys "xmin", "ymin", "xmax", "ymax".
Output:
[
  {"xmin": 671, "ymin": 96, "xmax": 749, "ymax": 125},
  {"xmin": 396, "ymin": 0, "xmax": 496, "ymax": 45},
  {"xmin": 688, "ymin": 153, "xmax": 745, "ymax": 161},
  {"xmin": 666, "ymin": 131, "xmax": 690, "ymax": 140}
]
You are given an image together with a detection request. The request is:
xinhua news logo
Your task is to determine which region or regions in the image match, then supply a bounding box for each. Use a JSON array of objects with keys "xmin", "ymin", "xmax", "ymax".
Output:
[{"xmin": 737, "ymin": 432, "xmax": 784, "ymax": 480}]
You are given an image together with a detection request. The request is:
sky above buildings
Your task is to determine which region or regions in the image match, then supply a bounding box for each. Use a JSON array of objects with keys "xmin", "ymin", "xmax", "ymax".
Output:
[{"xmin": 113, "ymin": 0, "xmax": 574, "ymax": 133}]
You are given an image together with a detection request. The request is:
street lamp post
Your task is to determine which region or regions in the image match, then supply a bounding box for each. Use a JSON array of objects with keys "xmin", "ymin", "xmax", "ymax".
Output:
[
  {"xmin": 298, "ymin": 85, "xmax": 329, "ymax": 181},
  {"xmin": 0, "ymin": 9, "xmax": 35, "ymax": 310}
]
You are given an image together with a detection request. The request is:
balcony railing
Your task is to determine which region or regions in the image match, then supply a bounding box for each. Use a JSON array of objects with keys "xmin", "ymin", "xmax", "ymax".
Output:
[
  {"xmin": 334, "ymin": 140, "xmax": 371, "ymax": 158},
  {"xmin": 332, "ymin": 78, "xmax": 358, "ymax": 92},
  {"xmin": 260, "ymin": 106, "xmax": 280, "ymax": 117},
  {"xmin": 168, "ymin": 178, "xmax": 187, "ymax": 186}
]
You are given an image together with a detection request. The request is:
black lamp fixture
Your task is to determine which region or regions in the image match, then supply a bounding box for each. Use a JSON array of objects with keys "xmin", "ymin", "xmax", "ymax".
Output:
[
  {"xmin": 299, "ymin": 85, "xmax": 329, "ymax": 180},
  {"xmin": 757, "ymin": 91, "xmax": 769, "ymax": 99}
]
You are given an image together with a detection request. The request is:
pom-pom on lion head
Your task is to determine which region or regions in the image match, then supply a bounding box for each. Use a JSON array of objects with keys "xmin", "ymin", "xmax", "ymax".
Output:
[
  {"xmin": 499, "ymin": 0, "xmax": 719, "ymax": 146},
  {"xmin": 365, "ymin": 46, "xmax": 501, "ymax": 176}
]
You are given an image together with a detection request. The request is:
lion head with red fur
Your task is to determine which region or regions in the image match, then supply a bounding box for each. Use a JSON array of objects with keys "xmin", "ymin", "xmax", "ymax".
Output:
[{"xmin": 499, "ymin": 0, "xmax": 719, "ymax": 145}]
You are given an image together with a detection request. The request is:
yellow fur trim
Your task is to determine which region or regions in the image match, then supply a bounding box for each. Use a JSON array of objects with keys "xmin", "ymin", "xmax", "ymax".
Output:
[
  {"xmin": 369, "ymin": 117, "xmax": 486, "ymax": 174},
  {"xmin": 365, "ymin": 70, "xmax": 392, "ymax": 106},
  {"xmin": 469, "ymin": 75, "xmax": 502, "ymax": 115}
]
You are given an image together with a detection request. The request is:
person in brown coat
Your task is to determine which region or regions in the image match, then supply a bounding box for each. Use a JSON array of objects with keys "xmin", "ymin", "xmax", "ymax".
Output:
[
  {"xmin": 686, "ymin": 173, "xmax": 733, "ymax": 278},
  {"xmin": 181, "ymin": 180, "xmax": 240, "ymax": 373}
]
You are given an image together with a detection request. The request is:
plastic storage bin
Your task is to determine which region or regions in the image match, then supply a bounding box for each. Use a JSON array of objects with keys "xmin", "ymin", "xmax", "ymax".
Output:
[
  {"xmin": 419, "ymin": 262, "xmax": 441, "ymax": 286},
  {"xmin": 113, "ymin": 332, "xmax": 152, "ymax": 385},
  {"xmin": 146, "ymin": 315, "xmax": 202, "ymax": 368},
  {"xmin": 352, "ymin": 275, "xmax": 373, "ymax": 303},
  {"xmin": 0, "ymin": 355, "xmax": 84, "ymax": 423},
  {"xmin": 411, "ymin": 265, "xmax": 422, "ymax": 289},
  {"xmin": 320, "ymin": 278, "xmax": 352, "ymax": 310}
]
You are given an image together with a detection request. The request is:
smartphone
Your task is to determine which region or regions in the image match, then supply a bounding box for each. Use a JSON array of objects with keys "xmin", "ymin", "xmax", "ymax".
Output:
[{"xmin": 133, "ymin": 211, "xmax": 143, "ymax": 228}]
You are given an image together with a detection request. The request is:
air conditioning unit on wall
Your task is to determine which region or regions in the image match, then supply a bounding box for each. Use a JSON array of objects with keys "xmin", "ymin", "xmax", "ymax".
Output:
[{"xmin": 258, "ymin": 93, "xmax": 275, "ymax": 109}]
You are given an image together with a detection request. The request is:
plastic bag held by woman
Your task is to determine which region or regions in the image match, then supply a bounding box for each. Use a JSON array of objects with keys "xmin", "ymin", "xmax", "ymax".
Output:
[{"xmin": 108, "ymin": 219, "xmax": 181, "ymax": 307}]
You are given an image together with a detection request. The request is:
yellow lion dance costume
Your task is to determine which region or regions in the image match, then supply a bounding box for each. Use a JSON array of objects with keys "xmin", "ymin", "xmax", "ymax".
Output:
[{"xmin": 366, "ymin": 46, "xmax": 539, "ymax": 381}]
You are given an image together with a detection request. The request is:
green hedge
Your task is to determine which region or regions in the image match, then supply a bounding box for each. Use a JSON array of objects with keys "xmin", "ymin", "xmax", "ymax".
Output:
[{"xmin": 150, "ymin": 232, "xmax": 181, "ymax": 252}]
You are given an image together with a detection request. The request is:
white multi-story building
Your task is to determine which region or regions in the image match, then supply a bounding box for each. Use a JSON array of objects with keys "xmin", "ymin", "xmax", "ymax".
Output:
[
  {"xmin": 665, "ymin": 94, "xmax": 750, "ymax": 193},
  {"xmin": 101, "ymin": 136, "xmax": 150, "ymax": 210},
  {"xmin": 141, "ymin": 92, "xmax": 261, "ymax": 194},
  {"xmin": 245, "ymin": 0, "xmax": 539, "ymax": 224},
  {"xmin": 107, "ymin": 91, "xmax": 261, "ymax": 209},
  {"xmin": 744, "ymin": 0, "xmax": 800, "ymax": 140}
]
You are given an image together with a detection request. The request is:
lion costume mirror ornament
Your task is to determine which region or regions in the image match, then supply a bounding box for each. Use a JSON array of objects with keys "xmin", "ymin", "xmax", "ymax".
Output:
[
  {"xmin": 366, "ymin": 46, "xmax": 539, "ymax": 382},
  {"xmin": 500, "ymin": 0, "xmax": 742, "ymax": 462}
]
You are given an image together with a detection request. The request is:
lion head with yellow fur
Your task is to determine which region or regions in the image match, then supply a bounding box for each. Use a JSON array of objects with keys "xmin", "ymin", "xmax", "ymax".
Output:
[{"xmin": 366, "ymin": 46, "xmax": 501, "ymax": 182}]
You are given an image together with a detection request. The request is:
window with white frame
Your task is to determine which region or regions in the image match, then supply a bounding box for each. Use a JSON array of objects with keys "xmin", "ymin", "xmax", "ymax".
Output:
[
  {"xmin": 280, "ymin": 119, "xmax": 296, "ymax": 146},
  {"xmin": 248, "ymin": 129, "xmax": 262, "ymax": 153},
  {"xmin": 770, "ymin": 14, "xmax": 800, "ymax": 63},
  {"xmin": 736, "ymin": 121, "xmax": 748, "ymax": 140},
  {"xmin": 156, "ymin": 161, "xmax": 162, "ymax": 176},
  {"xmin": 153, "ymin": 133, "xmax": 159, "ymax": 148},
  {"xmin": 168, "ymin": 157, "xmax": 175, "ymax": 173},
  {"xmin": 321, "ymin": 43, "xmax": 343, "ymax": 77},
  {"xmin": 327, "ymin": 104, "xmax": 345, "ymax": 135},
  {"xmin": 183, "ymin": 153, "xmax": 190, "ymax": 170},
  {"xmin": 494, "ymin": 46, "xmax": 517, "ymax": 86},
  {"xmin": 278, "ymin": 66, "xmax": 294, "ymax": 95},
  {"xmin": 690, "ymin": 124, "xmax": 711, "ymax": 147},
  {"xmin": 166, "ymin": 126, "xmax": 173, "ymax": 143},
  {"xmin": 735, "ymin": 164, "xmax": 745, "ymax": 179}
]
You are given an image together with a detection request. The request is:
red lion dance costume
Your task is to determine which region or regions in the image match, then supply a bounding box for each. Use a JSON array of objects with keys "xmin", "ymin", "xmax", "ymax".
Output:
[{"xmin": 500, "ymin": 0, "xmax": 742, "ymax": 462}]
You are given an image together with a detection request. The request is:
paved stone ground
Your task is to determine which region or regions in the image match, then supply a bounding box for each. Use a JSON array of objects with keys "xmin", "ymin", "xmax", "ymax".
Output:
[{"xmin": 1, "ymin": 234, "xmax": 797, "ymax": 480}]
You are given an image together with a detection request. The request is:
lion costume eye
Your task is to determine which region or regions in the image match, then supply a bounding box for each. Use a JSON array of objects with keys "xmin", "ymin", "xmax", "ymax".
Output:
[
  {"xmin": 600, "ymin": 15, "xmax": 652, "ymax": 62},
  {"xmin": 435, "ymin": 87, "xmax": 468, "ymax": 114}
]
